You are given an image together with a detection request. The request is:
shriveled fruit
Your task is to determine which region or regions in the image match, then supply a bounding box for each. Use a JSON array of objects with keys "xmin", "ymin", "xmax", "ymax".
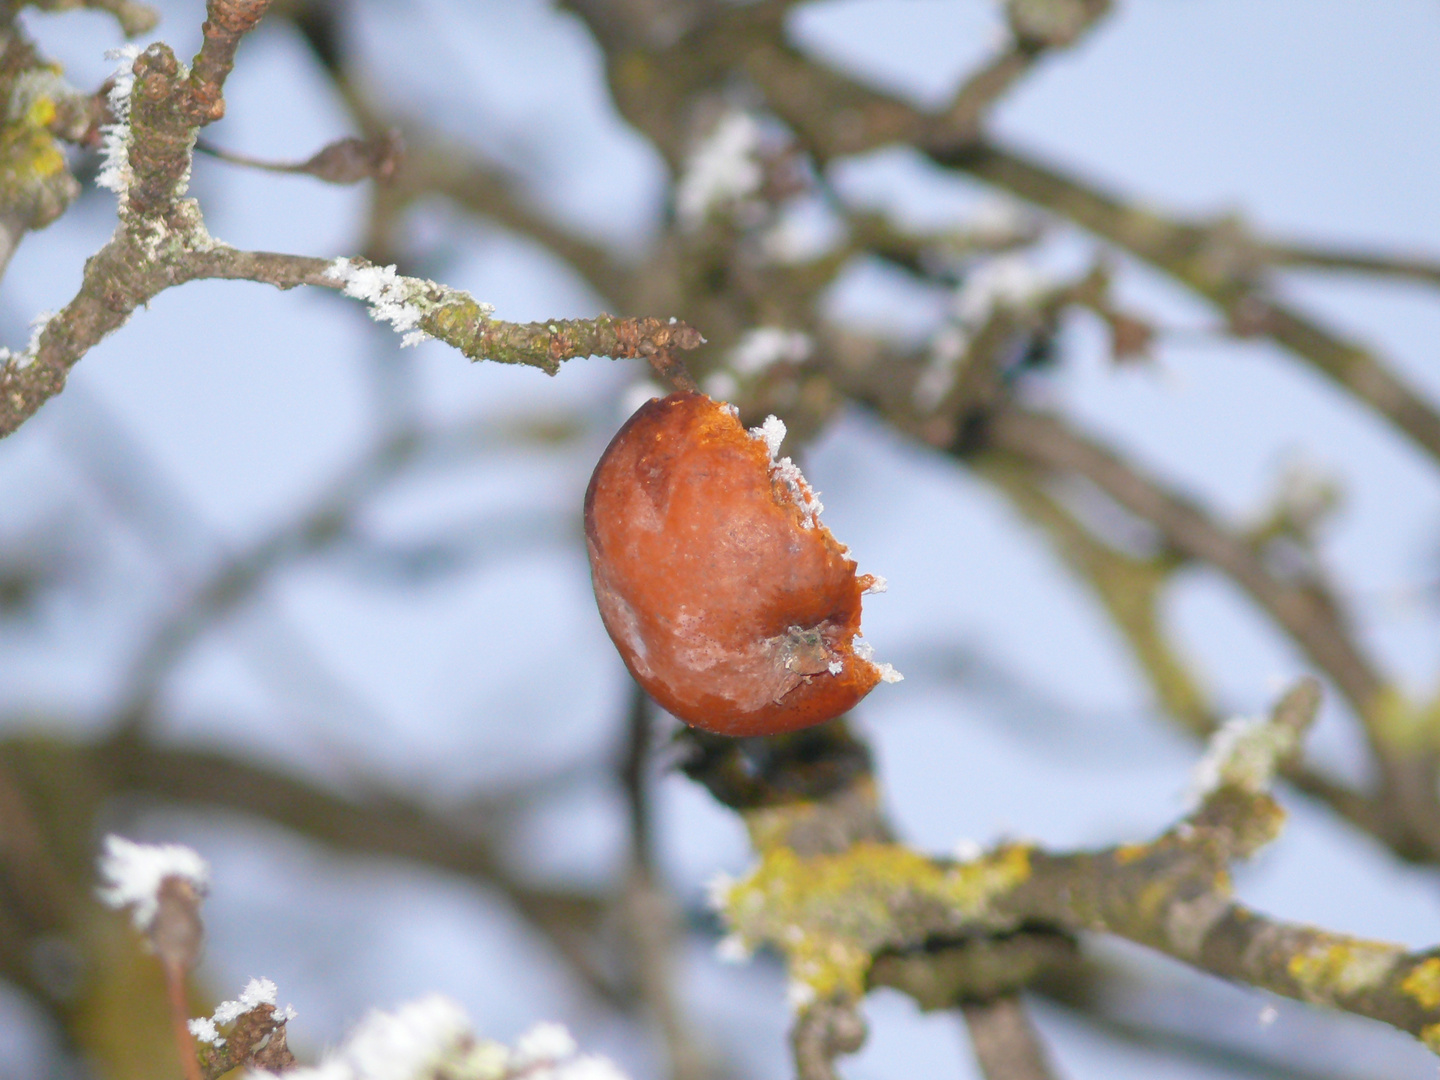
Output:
[{"xmin": 584, "ymin": 391, "xmax": 899, "ymax": 737}]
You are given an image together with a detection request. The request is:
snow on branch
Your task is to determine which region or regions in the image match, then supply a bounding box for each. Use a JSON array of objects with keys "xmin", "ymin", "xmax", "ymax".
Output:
[
  {"xmin": 242, "ymin": 997, "xmax": 630, "ymax": 1080},
  {"xmin": 325, "ymin": 257, "xmax": 493, "ymax": 348},
  {"xmin": 97, "ymin": 834, "xmax": 209, "ymax": 933},
  {"xmin": 676, "ymin": 111, "xmax": 764, "ymax": 231},
  {"xmin": 190, "ymin": 977, "xmax": 296, "ymax": 1047}
]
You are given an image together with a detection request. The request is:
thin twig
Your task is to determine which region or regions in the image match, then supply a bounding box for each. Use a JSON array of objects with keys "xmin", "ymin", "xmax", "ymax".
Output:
[
  {"xmin": 960, "ymin": 996, "xmax": 1063, "ymax": 1080},
  {"xmin": 619, "ymin": 685, "xmax": 710, "ymax": 1080}
]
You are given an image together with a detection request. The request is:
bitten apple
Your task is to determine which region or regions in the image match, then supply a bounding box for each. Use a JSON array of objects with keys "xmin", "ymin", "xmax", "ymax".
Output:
[{"xmin": 584, "ymin": 391, "xmax": 899, "ymax": 736}]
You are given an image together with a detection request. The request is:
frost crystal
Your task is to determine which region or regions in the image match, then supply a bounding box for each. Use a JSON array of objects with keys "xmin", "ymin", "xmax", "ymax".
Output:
[
  {"xmin": 747, "ymin": 416, "xmax": 825, "ymax": 529},
  {"xmin": 728, "ymin": 327, "xmax": 812, "ymax": 376},
  {"xmin": 96, "ymin": 835, "xmax": 209, "ymax": 932},
  {"xmin": 0, "ymin": 309, "xmax": 57, "ymax": 371},
  {"xmin": 190, "ymin": 976, "xmax": 295, "ymax": 1047},
  {"xmin": 324, "ymin": 257, "xmax": 493, "ymax": 348},
  {"xmin": 243, "ymin": 999, "xmax": 630, "ymax": 1080},
  {"xmin": 827, "ymin": 660, "xmax": 843, "ymax": 675},
  {"xmin": 772, "ymin": 457, "xmax": 823, "ymax": 529},
  {"xmin": 750, "ymin": 414, "xmax": 786, "ymax": 460},
  {"xmin": 863, "ymin": 575, "xmax": 888, "ymax": 594},
  {"xmin": 97, "ymin": 45, "xmax": 142, "ymax": 201},
  {"xmin": 675, "ymin": 111, "xmax": 763, "ymax": 230},
  {"xmin": 849, "ymin": 637, "xmax": 904, "ymax": 686}
]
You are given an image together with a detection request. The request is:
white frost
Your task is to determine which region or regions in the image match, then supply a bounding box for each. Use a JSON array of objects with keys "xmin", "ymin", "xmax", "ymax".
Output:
[
  {"xmin": 728, "ymin": 327, "xmax": 812, "ymax": 376},
  {"xmin": 191, "ymin": 976, "xmax": 295, "ymax": 1047},
  {"xmin": 243, "ymin": 999, "xmax": 630, "ymax": 1080},
  {"xmin": 849, "ymin": 637, "xmax": 903, "ymax": 686},
  {"xmin": 675, "ymin": 111, "xmax": 763, "ymax": 231},
  {"xmin": 750, "ymin": 414, "xmax": 786, "ymax": 460},
  {"xmin": 97, "ymin": 45, "xmax": 142, "ymax": 200},
  {"xmin": 96, "ymin": 835, "xmax": 209, "ymax": 932},
  {"xmin": 917, "ymin": 252, "xmax": 1051, "ymax": 410},
  {"xmin": 1190, "ymin": 713, "xmax": 1297, "ymax": 803},
  {"xmin": 748, "ymin": 416, "xmax": 825, "ymax": 529},
  {"xmin": 213, "ymin": 976, "xmax": 281, "ymax": 1024},
  {"xmin": 0, "ymin": 309, "xmax": 57, "ymax": 371},
  {"xmin": 952, "ymin": 838, "xmax": 984, "ymax": 863},
  {"xmin": 513, "ymin": 1022, "xmax": 577, "ymax": 1065},
  {"xmin": 952, "ymin": 252, "xmax": 1050, "ymax": 326},
  {"xmin": 827, "ymin": 660, "xmax": 843, "ymax": 675},
  {"xmin": 325, "ymin": 257, "xmax": 493, "ymax": 348},
  {"xmin": 333, "ymin": 995, "xmax": 473, "ymax": 1080},
  {"xmin": 863, "ymin": 575, "xmax": 888, "ymax": 594},
  {"xmin": 772, "ymin": 457, "xmax": 823, "ymax": 529}
]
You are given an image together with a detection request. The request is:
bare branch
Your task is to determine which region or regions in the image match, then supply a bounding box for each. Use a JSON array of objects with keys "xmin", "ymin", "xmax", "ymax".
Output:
[
  {"xmin": 960, "ymin": 996, "xmax": 1063, "ymax": 1080},
  {"xmin": 985, "ymin": 408, "xmax": 1384, "ymax": 719},
  {"xmin": 1258, "ymin": 239, "xmax": 1440, "ymax": 289},
  {"xmin": 952, "ymin": 146, "xmax": 1440, "ymax": 467}
]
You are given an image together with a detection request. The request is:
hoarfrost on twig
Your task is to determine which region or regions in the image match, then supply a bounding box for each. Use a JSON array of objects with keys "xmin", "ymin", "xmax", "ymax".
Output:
[
  {"xmin": 96, "ymin": 45, "xmax": 142, "ymax": 200},
  {"xmin": 96, "ymin": 834, "xmax": 209, "ymax": 932},
  {"xmin": 325, "ymin": 257, "xmax": 493, "ymax": 348}
]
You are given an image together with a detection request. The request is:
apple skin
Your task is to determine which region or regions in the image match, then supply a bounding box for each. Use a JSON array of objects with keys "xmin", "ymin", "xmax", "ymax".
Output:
[{"xmin": 584, "ymin": 391, "xmax": 882, "ymax": 737}]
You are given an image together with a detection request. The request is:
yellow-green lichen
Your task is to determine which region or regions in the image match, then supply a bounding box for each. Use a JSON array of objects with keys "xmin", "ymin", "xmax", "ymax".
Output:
[
  {"xmin": 1287, "ymin": 938, "xmax": 1404, "ymax": 1004},
  {"xmin": 1, "ymin": 93, "xmax": 65, "ymax": 181},
  {"xmin": 1368, "ymin": 685, "xmax": 1440, "ymax": 753},
  {"xmin": 1113, "ymin": 843, "xmax": 1150, "ymax": 865},
  {"xmin": 717, "ymin": 841, "xmax": 1033, "ymax": 1004},
  {"xmin": 1402, "ymin": 958, "xmax": 1440, "ymax": 1011},
  {"xmin": 943, "ymin": 843, "xmax": 1032, "ymax": 915}
]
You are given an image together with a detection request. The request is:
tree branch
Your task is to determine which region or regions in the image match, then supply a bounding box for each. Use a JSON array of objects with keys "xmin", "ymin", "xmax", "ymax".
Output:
[
  {"xmin": 713, "ymin": 681, "xmax": 1440, "ymax": 1056},
  {"xmin": 960, "ymin": 996, "xmax": 1063, "ymax": 1080}
]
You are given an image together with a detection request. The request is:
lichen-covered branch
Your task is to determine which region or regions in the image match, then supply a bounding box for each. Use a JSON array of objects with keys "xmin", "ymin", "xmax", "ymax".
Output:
[{"xmin": 710, "ymin": 681, "xmax": 1440, "ymax": 1057}]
